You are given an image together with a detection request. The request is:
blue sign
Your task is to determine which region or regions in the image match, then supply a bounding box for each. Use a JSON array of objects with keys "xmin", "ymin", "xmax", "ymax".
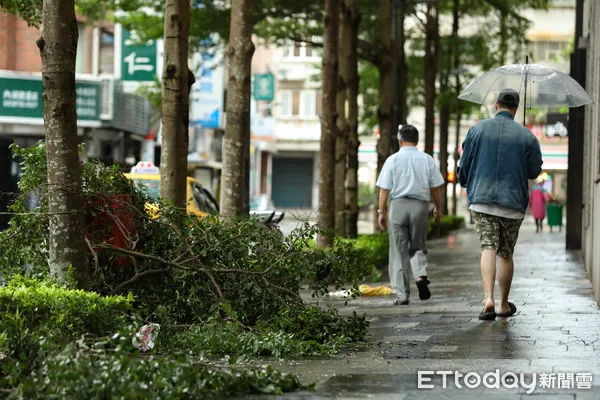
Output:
[{"xmin": 192, "ymin": 109, "xmax": 219, "ymax": 128}]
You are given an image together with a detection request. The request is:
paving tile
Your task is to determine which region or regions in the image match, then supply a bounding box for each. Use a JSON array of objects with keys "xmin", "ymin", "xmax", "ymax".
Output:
[
  {"xmin": 428, "ymin": 346, "xmax": 458, "ymax": 353},
  {"xmin": 259, "ymin": 221, "xmax": 600, "ymax": 399}
]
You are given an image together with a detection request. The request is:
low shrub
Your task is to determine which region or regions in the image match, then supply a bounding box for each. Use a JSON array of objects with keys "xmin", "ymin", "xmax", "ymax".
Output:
[
  {"xmin": 428, "ymin": 215, "xmax": 466, "ymax": 238},
  {"xmin": 0, "ymin": 276, "xmax": 133, "ymax": 387},
  {"xmin": 343, "ymin": 215, "xmax": 466, "ymax": 272},
  {"xmin": 351, "ymin": 234, "xmax": 389, "ymax": 269},
  {"xmin": 10, "ymin": 344, "xmax": 306, "ymax": 399}
]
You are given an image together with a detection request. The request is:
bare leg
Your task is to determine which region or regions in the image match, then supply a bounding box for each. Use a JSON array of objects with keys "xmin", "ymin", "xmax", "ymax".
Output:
[
  {"xmin": 497, "ymin": 255, "xmax": 514, "ymax": 314},
  {"xmin": 481, "ymin": 249, "xmax": 497, "ymax": 312}
]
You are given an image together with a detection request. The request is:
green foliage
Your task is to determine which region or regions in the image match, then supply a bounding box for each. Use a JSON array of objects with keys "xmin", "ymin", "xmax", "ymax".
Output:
[
  {"xmin": 0, "ymin": 142, "xmax": 148, "ymax": 277},
  {"xmin": 10, "ymin": 343, "xmax": 305, "ymax": 399},
  {"xmin": 1, "ymin": 142, "xmax": 370, "ymax": 326},
  {"xmin": 0, "ymin": 142, "xmax": 372, "ymax": 397},
  {"xmin": 303, "ymin": 236, "xmax": 373, "ymax": 298},
  {"xmin": 160, "ymin": 306, "xmax": 368, "ymax": 359},
  {"xmin": 339, "ymin": 216, "xmax": 465, "ymax": 273},
  {"xmin": 428, "ymin": 215, "xmax": 466, "ymax": 238},
  {"xmin": 351, "ymin": 234, "xmax": 389, "ymax": 269},
  {"xmin": 358, "ymin": 182, "xmax": 375, "ymax": 209},
  {"xmin": 0, "ymin": 276, "xmax": 133, "ymax": 386}
]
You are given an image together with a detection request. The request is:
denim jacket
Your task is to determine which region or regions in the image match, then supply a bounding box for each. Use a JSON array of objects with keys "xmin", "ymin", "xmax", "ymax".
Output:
[{"xmin": 458, "ymin": 111, "xmax": 543, "ymax": 214}]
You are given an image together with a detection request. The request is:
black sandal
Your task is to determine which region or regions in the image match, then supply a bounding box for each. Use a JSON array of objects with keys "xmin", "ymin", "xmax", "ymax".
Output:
[
  {"xmin": 497, "ymin": 302, "xmax": 517, "ymax": 317},
  {"xmin": 478, "ymin": 309, "xmax": 497, "ymax": 321}
]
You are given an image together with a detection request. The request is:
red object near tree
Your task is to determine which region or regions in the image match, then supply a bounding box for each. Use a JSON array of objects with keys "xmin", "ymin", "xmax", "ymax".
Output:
[{"xmin": 87, "ymin": 194, "xmax": 135, "ymax": 268}]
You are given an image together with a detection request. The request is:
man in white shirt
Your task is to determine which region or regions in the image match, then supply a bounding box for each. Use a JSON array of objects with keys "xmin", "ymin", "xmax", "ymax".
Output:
[{"xmin": 377, "ymin": 125, "xmax": 444, "ymax": 305}]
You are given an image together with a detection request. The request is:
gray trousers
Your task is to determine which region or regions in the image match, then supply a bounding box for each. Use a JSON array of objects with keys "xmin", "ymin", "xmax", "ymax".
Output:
[{"xmin": 388, "ymin": 198, "xmax": 430, "ymax": 299}]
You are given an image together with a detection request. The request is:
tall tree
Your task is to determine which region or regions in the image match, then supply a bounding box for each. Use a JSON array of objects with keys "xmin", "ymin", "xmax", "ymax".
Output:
[
  {"xmin": 344, "ymin": 0, "xmax": 360, "ymax": 238},
  {"xmin": 160, "ymin": 0, "xmax": 191, "ymax": 209},
  {"xmin": 318, "ymin": 0, "xmax": 340, "ymax": 248},
  {"xmin": 374, "ymin": 0, "xmax": 393, "ymax": 231},
  {"xmin": 37, "ymin": 0, "xmax": 87, "ymax": 287},
  {"xmin": 395, "ymin": 1, "xmax": 409, "ymax": 126},
  {"xmin": 451, "ymin": 0, "xmax": 461, "ymax": 216},
  {"xmin": 220, "ymin": 0, "xmax": 255, "ymax": 218},
  {"xmin": 335, "ymin": 1, "xmax": 350, "ymax": 236},
  {"xmin": 423, "ymin": 0, "xmax": 440, "ymax": 156}
]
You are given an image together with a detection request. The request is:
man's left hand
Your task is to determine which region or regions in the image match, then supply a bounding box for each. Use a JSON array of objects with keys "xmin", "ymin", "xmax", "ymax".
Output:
[{"xmin": 434, "ymin": 208, "xmax": 442, "ymax": 223}]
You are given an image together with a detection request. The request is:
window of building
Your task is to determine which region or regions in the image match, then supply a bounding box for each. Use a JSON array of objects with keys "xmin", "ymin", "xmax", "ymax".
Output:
[
  {"xmin": 294, "ymin": 42, "xmax": 301, "ymax": 57},
  {"xmin": 76, "ymin": 23, "xmax": 89, "ymax": 73},
  {"xmin": 301, "ymin": 91, "xmax": 317, "ymax": 117},
  {"xmin": 315, "ymin": 91, "xmax": 322, "ymax": 116},
  {"xmin": 279, "ymin": 91, "xmax": 291, "ymax": 116},
  {"xmin": 280, "ymin": 90, "xmax": 319, "ymax": 117},
  {"xmin": 99, "ymin": 28, "xmax": 114, "ymax": 74},
  {"xmin": 291, "ymin": 91, "xmax": 300, "ymax": 115}
]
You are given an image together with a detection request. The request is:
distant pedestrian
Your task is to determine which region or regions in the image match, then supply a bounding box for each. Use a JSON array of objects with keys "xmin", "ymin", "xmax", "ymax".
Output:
[
  {"xmin": 458, "ymin": 89, "xmax": 543, "ymax": 321},
  {"xmin": 376, "ymin": 125, "xmax": 444, "ymax": 305},
  {"xmin": 529, "ymin": 180, "xmax": 550, "ymax": 232}
]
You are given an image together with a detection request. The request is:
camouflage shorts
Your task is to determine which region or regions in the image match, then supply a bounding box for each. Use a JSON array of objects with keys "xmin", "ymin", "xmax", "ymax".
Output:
[{"xmin": 471, "ymin": 211, "xmax": 523, "ymax": 257}]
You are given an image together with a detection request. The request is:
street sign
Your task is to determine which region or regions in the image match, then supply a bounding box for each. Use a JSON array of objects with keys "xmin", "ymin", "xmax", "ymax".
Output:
[
  {"xmin": 253, "ymin": 73, "xmax": 275, "ymax": 101},
  {"xmin": 190, "ymin": 52, "xmax": 224, "ymax": 128},
  {"xmin": 121, "ymin": 29, "xmax": 157, "ymax": 82},
  {"xmin": 0, "ymin": 74, "xmax": 101, "ymax": 125}
]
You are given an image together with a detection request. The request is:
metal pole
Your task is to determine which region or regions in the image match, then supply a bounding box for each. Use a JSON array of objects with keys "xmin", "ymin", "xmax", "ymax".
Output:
[{"xmin": 523, "ymin": 55, "xmax": 528, "ymax": 126}]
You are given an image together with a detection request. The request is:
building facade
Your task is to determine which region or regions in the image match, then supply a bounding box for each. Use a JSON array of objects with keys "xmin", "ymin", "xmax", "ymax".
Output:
[
  {"xmin": 580, "ymin": 0, "xmax": 600, "ymax": 303},
  {"xmin": 0, "ymin": 12, "xmax": 152, "ymax": 229}
]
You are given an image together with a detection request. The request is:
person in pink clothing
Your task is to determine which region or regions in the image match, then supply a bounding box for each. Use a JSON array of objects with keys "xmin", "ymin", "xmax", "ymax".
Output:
[{"xmin": 530, "ymin": 181, "xmax": 549, "ymax": 232}]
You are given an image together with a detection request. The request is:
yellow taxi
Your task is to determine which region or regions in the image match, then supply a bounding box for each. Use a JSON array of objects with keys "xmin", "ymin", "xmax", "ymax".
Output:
[{"xmin": 125, "ymin": 162, "xmax": 219, "ymax": 218}]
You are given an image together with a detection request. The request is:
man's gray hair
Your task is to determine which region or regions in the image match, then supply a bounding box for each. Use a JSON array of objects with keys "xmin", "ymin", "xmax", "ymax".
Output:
[{"xmin": 398, "ymin": 124, "xmax": 419, "ymax": 143}]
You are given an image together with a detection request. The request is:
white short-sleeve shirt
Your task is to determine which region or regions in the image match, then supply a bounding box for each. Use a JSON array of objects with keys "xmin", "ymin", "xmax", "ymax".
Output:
[{"xmin": 376, "ymin": 146, "xmax": 445, "ymax": 202}]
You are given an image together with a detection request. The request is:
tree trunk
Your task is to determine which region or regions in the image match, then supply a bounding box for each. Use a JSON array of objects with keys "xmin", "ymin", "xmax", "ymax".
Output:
[
  {"xmin": 38, "ymin": 0, "xmax": 87, "ymax": 288},
  {"xmin": 423, "ymin": 0, "xmax": 439, "ymax": 156},
  {"xmin": 439, "ymin": 84, "xmax": 449, "ymax": 216},
  {"xmin": 452, "ymin": 100, "xmax": 462, "ymax": 216},
  {"xmin": 451, "ymin": 0, "xmax": 461, "ymax": 216},
  {"xmin": 374, "ymin": 0, "xmax": 393, "ymax": 232},
  {"xmin": 318, "ymin": 0, "xmax": 340, "ymax": 248},
  {"xmin": 161, "ymin": 0, "xmax": 190, "ymax": 209},
  {"xmin": 335, "ymin": 2, "xmax": 350, "ymax": 237},
  {"xmin": 345, "ymin": 0, "xmax": 360, "ymax": 238},
  {"xmin": 220, "ymin": 0, "xmax": 255, "ymax": 219},
  {"xmin": 397, "ymin": 3, "xmax": 408, "ymax": 126},
  {"xmin": 499, "ymin": 11, "xmax": 507, "ymax": 65}
]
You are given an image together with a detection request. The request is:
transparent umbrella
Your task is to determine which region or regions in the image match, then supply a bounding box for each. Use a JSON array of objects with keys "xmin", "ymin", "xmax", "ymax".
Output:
[{"xmin": 459, "ymin": 61, "xmax": 592, "ymax": 124}]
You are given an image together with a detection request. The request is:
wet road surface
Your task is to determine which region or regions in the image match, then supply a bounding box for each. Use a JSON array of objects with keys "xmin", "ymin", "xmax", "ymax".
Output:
[{"xmin": 247, "ymin": 219, "xmax": 600, "ymax": 399}]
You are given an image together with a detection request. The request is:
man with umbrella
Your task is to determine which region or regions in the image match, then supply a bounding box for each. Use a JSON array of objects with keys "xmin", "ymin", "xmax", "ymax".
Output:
[{"xmin": 458, "ymin": 89, "xmax": 543, "ymax": 321}]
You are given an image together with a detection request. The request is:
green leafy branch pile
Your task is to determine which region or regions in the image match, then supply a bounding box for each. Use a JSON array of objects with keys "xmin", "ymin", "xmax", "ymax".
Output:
[{"xmin": 0, "ymin": 141, "xmax": 372, "ymax": 397}]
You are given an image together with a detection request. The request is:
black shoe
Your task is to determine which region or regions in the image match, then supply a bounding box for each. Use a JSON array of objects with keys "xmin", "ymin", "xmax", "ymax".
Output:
[
  {"xmin": 478, "ymin": 309, "xmax": 497, "ymax": 321},
  {"xmin": 416, "ymin": 276, "xmax": 431, "ymax": 300},
  {"xmin": 393, "ymin": 298, "xmax": 410, "ymax": 305}
]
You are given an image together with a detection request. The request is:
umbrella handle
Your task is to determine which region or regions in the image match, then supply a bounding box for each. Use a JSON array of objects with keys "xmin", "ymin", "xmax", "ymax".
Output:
[{"xmin": 523, "ymin": 55, "xmax": 528, "ymax": 126}]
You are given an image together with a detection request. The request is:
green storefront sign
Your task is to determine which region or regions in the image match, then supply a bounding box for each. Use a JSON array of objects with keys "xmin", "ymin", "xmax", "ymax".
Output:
[
  {"xmin": 121, "ymin": 29, "xmax": 157, "ymax": 82},
  {"xmin": 0, "ymin": 76, "xmax": 101, "ymax": 124},
  {"xmin": 253, "ymin": 73, "xmax": 275, "ymax": 101}
]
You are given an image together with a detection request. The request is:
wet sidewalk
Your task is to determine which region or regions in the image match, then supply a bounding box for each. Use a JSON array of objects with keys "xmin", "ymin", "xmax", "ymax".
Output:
[{"xmin": 261, "ymin": 220, "xmax": 600, "ymax": 399}]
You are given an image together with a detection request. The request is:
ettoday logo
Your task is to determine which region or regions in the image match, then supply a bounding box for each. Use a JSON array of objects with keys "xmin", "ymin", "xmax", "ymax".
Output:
[{"xmin": 417, "ymin": 370, "xmax": 593, "ymax": 394}]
